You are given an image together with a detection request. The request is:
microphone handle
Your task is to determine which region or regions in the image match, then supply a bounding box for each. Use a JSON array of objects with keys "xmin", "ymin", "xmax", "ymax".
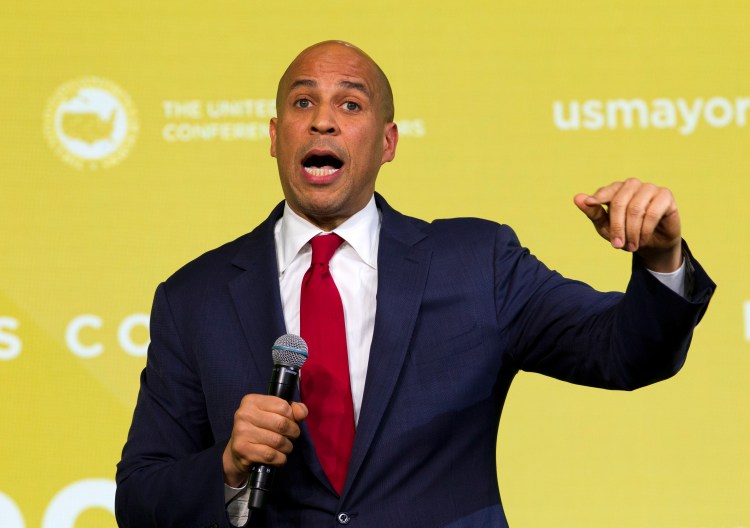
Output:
[
  {"xmin": 247, "ymin": 364, "xmax": 300, "ymax": 510},
  {"xmin": 268, "ymin": 364, "xmax": 300, "ymax": 401}
]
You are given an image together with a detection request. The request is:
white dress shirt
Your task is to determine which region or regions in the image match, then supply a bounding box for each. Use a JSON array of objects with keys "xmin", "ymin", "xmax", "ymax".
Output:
[{"xmin": 275, "ymin": 195, "xmax": 380, "ymax": 424}]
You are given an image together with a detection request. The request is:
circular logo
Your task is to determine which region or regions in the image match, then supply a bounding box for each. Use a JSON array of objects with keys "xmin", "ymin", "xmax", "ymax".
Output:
[{"xmin": 44, "ymin": 77, "xmax": 138, "ymax": 170}]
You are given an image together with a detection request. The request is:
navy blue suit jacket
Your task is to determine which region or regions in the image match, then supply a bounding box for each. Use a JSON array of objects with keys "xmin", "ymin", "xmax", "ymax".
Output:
[{"xmin": 116, "ymin": 194, "xmax": 714, "ymax": 527}]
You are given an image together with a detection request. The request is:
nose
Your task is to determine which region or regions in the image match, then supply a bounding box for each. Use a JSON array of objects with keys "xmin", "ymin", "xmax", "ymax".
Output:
[{"xmin": 310, "ymin": 105, "xmax": 338, "ymax": 135}]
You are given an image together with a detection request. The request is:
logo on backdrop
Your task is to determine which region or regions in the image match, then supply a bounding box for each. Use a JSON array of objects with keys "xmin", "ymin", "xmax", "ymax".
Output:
[
  {"xmin": 44, "ymin": 77, "xmax": 139, "ymax": 170},
  {"xmin": 553, "ymin": 96, "xmax": 750, "ymax": 134}
]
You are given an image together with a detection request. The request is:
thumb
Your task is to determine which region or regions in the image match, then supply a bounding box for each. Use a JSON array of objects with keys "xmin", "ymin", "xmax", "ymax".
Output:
[
  {"xmin": 291, "ymin": 401, "xmax": 308, "ymax": 422},
  {"xmin": 573, "ymin": 193, "xmax": 610, "ymax": 239}
]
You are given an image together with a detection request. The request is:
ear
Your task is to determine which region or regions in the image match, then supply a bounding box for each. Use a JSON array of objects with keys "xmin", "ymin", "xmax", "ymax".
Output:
[
  {"xmin": 381, "ymin": 121, "xmax": 398, "ymax": 164},
  {"xmin": 269, "ymin": 117, "xmax": 278, "ymax": 158}
]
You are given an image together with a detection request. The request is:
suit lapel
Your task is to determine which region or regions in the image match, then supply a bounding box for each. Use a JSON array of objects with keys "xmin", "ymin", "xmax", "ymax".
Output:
[
  {"xmin": 343, "ymin": 195, "xmax": 431, "ymax": 495},
  {"xmin": 229, "ymin": 202, "xmax": 333, "ymax": 491},
  {"xmin": 228, "ymin": 203, "xmax": 287, "ymax": 395}
]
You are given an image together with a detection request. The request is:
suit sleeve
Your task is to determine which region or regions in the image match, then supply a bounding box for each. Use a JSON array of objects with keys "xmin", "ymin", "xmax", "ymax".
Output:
[
  {"xmin": 497, "ymin": 226, "xmax": 715, "ymax": 390},
  {"xmin": 115, "ymin": 282, "xmax": 232, "ymax": 528}
]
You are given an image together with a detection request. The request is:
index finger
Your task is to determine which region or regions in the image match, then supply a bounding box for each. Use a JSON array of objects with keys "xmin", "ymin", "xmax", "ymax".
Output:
[{"xmin": 590, "ymin": 181, "xmax": 624, "ymax": 205}]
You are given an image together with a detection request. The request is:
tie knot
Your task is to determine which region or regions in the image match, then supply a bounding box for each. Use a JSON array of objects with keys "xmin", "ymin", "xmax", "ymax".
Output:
[{"xmin": 310, "ymin": 233, "xmax": 344, "ymax": 265}]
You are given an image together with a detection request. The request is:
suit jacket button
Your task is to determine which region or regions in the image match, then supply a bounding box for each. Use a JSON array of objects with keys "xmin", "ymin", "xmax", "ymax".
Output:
[{"xmin": 337, "ymin": 512, "xmax": 351, "ymax": 524}]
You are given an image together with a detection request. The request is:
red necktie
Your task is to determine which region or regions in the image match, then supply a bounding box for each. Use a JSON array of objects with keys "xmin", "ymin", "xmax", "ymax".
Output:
[{"xmin": 300, "ymin": 233, "xmax": 355, "ymax": 494}]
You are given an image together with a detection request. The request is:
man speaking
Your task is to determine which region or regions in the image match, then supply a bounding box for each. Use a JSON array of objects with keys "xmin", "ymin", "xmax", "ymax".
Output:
[{"xmin": 115, "ymin": 41, "xmax": 714, "ymax": 527}]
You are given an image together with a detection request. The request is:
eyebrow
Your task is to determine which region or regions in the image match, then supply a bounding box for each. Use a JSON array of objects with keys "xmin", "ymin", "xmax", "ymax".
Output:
[
  {"xmin": 289, "ymin": 79, "xmax": 316, "ymax": 91},
  {"xmin": 288, "ymin": 79, "xmax": 370, "ymax": 98},
  {"xmin": 339, "ymin": 80, "xmax": 370, "ymax": 97}
]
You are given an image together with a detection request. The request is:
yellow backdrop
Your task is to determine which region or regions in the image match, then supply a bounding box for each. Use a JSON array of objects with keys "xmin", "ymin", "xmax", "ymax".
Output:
[{"xmin": 1, "ymin": 1, "xmax": 748, "ymax": 526}]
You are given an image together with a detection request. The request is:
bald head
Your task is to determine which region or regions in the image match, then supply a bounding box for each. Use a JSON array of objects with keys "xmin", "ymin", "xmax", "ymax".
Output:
[{"xmin": 276, "ymin": 41, "xmax": 395, "ymax": 123}]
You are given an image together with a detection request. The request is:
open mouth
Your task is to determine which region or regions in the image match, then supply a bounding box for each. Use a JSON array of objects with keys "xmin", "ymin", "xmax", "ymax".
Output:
[{"xmin": 302, "ymin": 151, "xmax": 344, "ymax": 177}]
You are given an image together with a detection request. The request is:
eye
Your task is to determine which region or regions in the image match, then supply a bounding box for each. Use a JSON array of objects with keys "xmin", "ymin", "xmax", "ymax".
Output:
[
  {"xmin": 342, "ymin": 101, "xmax": 360, "ymax": 111},
  {"xmin": 294, "ymin": 98, "xmax": 312, "ymax": 109}
]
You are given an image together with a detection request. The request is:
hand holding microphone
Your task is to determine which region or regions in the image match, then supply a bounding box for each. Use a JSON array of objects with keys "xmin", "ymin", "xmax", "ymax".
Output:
[{"xmin": 222, "ymin": 334, "xmax": 309, "ymax": 508}]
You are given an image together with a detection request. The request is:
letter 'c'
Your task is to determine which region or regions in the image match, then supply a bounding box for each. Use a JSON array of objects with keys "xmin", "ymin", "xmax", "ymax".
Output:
[{"xmin": 66, "ymin": 315, "xmax": 103, "ymax": 358}]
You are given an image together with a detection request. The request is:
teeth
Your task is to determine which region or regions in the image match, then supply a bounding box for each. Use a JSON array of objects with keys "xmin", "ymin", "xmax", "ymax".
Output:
[{"xmin": 304, "ymin": 166, "xmax": 338, "ymax": 176}]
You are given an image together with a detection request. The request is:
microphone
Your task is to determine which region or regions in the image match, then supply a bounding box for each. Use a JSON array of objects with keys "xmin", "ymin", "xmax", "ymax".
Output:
[{"xmin": 248, "ymin": 334, "xmax": 309, "ymax": 510}]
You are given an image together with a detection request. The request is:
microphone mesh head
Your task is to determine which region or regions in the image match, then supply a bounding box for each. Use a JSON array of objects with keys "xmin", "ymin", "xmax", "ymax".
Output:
[{"xmin": 272, "ymin": 334, "xmax": 309, "ymax": 368}]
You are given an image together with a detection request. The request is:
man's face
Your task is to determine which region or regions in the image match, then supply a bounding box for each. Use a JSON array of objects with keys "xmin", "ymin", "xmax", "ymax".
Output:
[{"xmin": 270, "ymin": 43, "xmax": 398, "ymax": 230}]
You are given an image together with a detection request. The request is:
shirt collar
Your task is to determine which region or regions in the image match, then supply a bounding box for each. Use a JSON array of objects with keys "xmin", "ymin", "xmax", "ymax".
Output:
[{"xmin": 277, "ymin": 195, "xmax": 380, "ymax": 274}]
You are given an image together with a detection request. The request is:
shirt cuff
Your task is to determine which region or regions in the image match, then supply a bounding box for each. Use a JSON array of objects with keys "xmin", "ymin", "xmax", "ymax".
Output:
[
  {"xmin": 225, "ymin": 481, "xmax": 250, "ymax": 527},
  {"xmin": 224, "ymin": 480, "xmax": 247, "ymax": 503},
  {"xmin": 646, "ymin": 258, "xmax": 686, "ymax": 298}
]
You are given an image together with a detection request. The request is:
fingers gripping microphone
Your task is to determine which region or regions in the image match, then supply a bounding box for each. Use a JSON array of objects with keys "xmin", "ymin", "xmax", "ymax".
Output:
[{"xmin": 248, "ymin": 334, "xmax": 308, "ymax": 510}]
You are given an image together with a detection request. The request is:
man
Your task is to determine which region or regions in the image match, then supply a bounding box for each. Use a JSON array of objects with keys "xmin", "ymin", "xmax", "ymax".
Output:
[{"xmin": 116, "ymin": 41, "xmax": 714, "ymax": 527}]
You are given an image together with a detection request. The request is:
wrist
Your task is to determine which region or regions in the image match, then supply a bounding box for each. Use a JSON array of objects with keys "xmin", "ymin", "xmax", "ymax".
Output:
[
  {"xmin": 637, "ymin": 241, "xmax": 683, "ymax": 272},
  {"xmin": 222, "ymin": 443, "xmax": 247, "ymax": 487}
]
